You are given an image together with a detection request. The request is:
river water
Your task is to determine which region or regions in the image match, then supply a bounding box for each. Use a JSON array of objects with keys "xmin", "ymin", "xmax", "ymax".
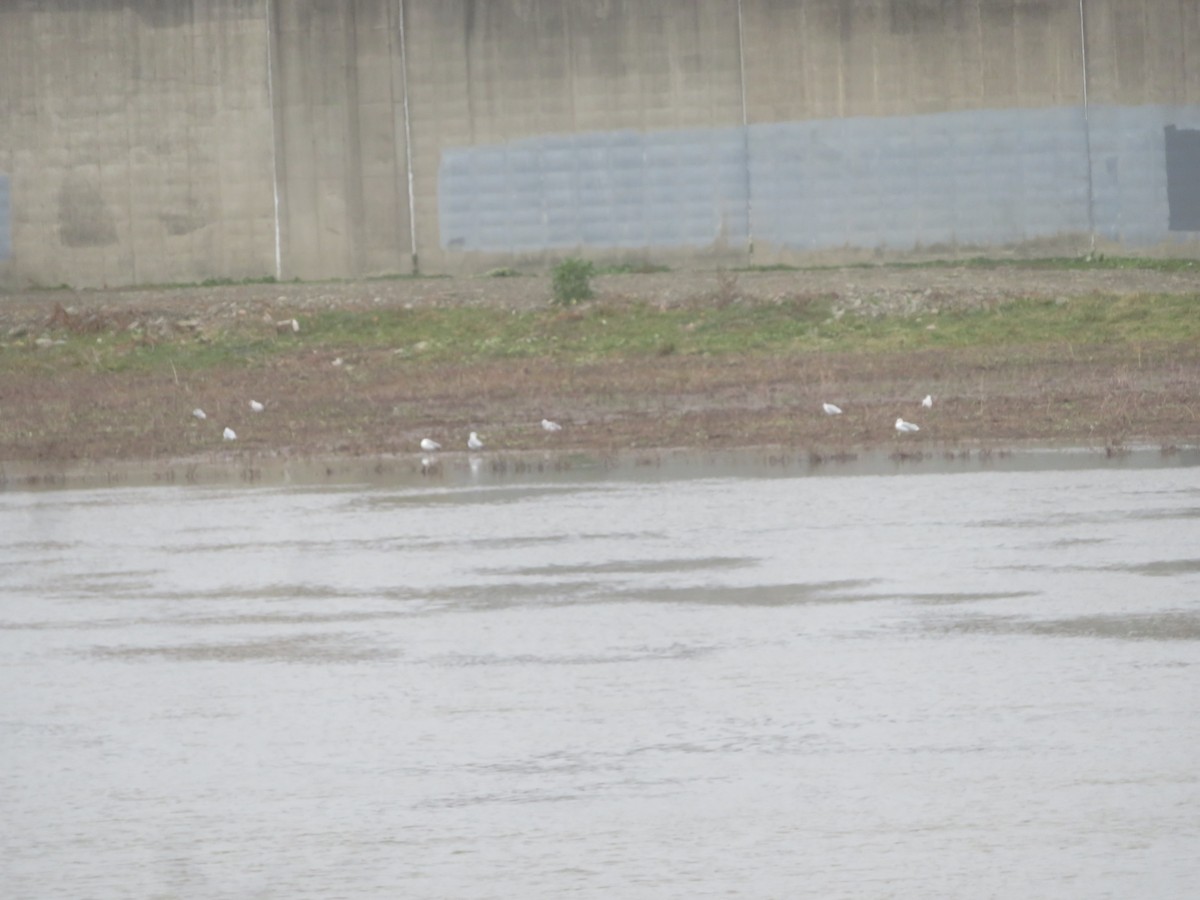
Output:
[{"xmin": 2, "ymin": 449, "xmax": 1198, "ymax": 899}]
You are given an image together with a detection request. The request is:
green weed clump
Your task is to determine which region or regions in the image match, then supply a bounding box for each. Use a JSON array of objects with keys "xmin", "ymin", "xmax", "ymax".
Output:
[{"xmin": 551, "ymin": 258, "xmax": 596, "ymax": 306}]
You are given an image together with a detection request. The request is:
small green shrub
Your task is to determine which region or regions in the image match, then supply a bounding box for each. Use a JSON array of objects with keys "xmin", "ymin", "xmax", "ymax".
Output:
[{"xmin": 551, "ymin": 258, "xmax": 596, "ymax": 306}]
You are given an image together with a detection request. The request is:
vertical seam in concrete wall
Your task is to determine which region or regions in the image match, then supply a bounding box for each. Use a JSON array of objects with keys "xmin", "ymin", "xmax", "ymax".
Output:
[
  {"xmin": 463, "ymin": 1, "xmax": 476, "ymax": 143},
  {"xmin": 1079, "ymin": 0, "xmax": 1096, "ymax": 252},
  {"xmin": 124, "ymin": 5, "xmax": 137, "ymax": 285},
  {"xmin": 564, "ymin": 6, "xmax": 577, "ymax": 132},
  {"xmin": 343, "ymin": 1, "xmax": 366, "ymax": 276},
  {"xmin": 737, "ymin": 0, "xmax": 753, "ymax": 260},
  {"xmin": 397, "ymin": 0, "xmax": 418, "ymax": 273},
  {"xmin": 384, "ymin": 0, "xmax": 408, "ymax": 274},
  {"xmin": 0, "ymin": 174, "xmax": 11, "ymax": 263},
  {"xmin": 265, "ymin": 0, "xmax": 282, "ymax": 280}
]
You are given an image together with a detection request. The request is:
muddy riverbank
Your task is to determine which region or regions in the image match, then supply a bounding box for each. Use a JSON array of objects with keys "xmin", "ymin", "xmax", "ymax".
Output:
[{"xmin": 1, "ymin": 263, "xmax": 1197, "ymax": 481}]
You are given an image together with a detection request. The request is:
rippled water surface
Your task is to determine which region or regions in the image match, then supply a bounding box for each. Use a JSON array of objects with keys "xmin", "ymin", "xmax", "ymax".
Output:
[{"xmin": 2, "ymin": 450, "xmax": 1199, "ymax": 898}]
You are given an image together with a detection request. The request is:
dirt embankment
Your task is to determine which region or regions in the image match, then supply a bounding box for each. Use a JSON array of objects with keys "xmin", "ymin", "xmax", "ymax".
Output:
[{"xmin": 1, "ymin": 264, "xmax": 1198, "ymax": 473}]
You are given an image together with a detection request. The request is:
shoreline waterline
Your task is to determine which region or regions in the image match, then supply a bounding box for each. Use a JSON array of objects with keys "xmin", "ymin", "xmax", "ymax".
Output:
[{"xmin": 4, "ymin": 440, "xmax": 1197, "ymax": 492}]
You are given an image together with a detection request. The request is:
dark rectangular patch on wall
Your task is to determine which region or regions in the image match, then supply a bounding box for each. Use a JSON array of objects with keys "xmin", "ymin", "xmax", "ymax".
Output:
[
  {"xmin": 1165, "ymin": 126, "xmax": 1200, "ymax": 231},
  {"xmin": 0, "ymin": 174, "xmax": 10, "ymax": 261}
]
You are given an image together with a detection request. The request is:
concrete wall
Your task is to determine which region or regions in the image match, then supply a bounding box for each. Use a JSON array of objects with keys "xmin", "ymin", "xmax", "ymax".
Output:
[
  {"xmin": 406, "ymin": 0, "xmax": 749, "ymax": 271},
  {"xmin": 740, "ymin": 0, "xmax": 1086, "ymax": 119},
  {"xmin": 433, "ymin": 0, "xmax": 1200, "ymax": 265},
  {"xmin": 0, "ymin": 0, "xmax": 277, "ymax": 288},
  {"xmin": 1, "ymin": 0, "xmax": 1197, "ymax": 289},
  {"xmin": 270, "ymin": 0, "xmax": 413, "ymax": 280},
  {"xmin": 1084, "ymin": 0, "xmax": 1200, "ymax": 106}
]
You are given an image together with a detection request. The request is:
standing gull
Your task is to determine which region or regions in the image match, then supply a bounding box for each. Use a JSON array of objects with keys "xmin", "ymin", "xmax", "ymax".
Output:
[
  {"xmin": 223, "ymin": 427, "xmax": 237, "ymax": 441},
  {"xmin": 921, "ymin": 395, "xmax": 933, "ymax": 409},
  {"xmin": 468, "ymin": 431, "xmax": 484, "ymax": 451}
]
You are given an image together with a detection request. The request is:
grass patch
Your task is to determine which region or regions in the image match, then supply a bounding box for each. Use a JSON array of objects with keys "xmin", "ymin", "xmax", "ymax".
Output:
[
  {"xmin": 364, "ymin": 272, "xmax": 450, "ymax": 283},
  {"xmin": 738, "ymin": 255, "xmax": 1198, "ymax": 274},
  {"xmin": 91, "ymin": 271, "xmax": 446, "ymax": 292},
  {"xmin": 595, "ymin": 262, "xmax": 672, "ymax": 275},
  {"xmin": 5, "ymin": 292, "xmax": 1196, "ymax": 377},
  {"xmin": 16, "ymin": 335, "xmax": 282, "ymax": 375},
  {"xmin": 891, "ymin": 294, "xmax": 1200, "ymax": 347},
  {"xmin": 131, "ymin": 275, "xmax": 280, "ymax": 291},
  {"xmin": 897, "ymin": 255, "xmax": 1198, "ymax": 273},
  {"xmin": 734, "ymin": 263, "xmax": 801, "ymax": 273}
]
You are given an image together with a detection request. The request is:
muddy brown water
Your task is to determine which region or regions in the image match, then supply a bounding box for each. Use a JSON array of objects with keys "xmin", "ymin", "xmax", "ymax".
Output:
[{"xmin": 2, "ymin": 449, "xmax": 1198, "ymax": 898}]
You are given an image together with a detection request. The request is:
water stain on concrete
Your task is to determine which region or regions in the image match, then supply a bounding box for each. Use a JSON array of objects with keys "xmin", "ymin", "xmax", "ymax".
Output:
[{"xmin": 58, "ymin": 173, "xmax": 118, "ymax": 248}]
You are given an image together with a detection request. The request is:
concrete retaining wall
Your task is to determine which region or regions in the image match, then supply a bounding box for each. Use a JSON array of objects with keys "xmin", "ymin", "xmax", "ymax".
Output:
[
  {"xmin": 0, "ymin": 0, "xmax": 277, "ymax": 288},
  {"xmin": 1, "ymin": 0, "xmax": 1197, "ymax": 289},
  {"xmin": 270, "ymin": 0, "xmax": 414, "ymax": 281}
]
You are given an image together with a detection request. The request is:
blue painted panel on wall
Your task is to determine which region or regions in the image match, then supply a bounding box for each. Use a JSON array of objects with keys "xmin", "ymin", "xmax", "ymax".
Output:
[
  {"xmin": 749, "ymin": 107, "xmax": 1089, "ymax": 250},
  {"xmin": 0, "ymin": 174, "xmax": 10, "ymax": 261},
  {"xmin": 439, "ymin": 129, "xmax": 749, "ymax": 253},
  {"xmin": 438, "ymin": 105, "xmax": 1200, "ymax": 255}
]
